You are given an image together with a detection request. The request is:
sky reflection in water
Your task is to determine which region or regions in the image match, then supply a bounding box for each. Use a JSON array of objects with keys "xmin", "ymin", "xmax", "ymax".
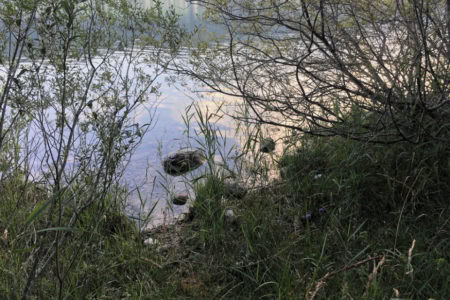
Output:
[
  {"xmin": 123, "ymin": 0, "xmax": 235, "ymax": 226},
  {"xmin": 123, "ymin": 72, "xmax": 238, "ymax": 226}
]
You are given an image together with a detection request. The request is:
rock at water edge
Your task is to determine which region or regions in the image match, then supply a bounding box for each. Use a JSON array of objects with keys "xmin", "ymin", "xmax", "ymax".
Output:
[
  {"xmin": 260, "ymin": 138, "xmax": 276, "ymax": 153},
  {"xmin": 172, "ymin": 194, "xmax": 189, "ymax": 206},
  {"xmin": 163, "ymin": 149, "xmax": 206, "ymax": 176}
]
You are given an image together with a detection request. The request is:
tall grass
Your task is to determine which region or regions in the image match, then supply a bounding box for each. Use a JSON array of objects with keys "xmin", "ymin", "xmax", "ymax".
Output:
[
  {"xmin": 1, "ymin": 97, "xmax": 448, "ymax": 298},
  {"xmin": 154, "ymin": 102, "xmax": 450, "ymax": 298}
]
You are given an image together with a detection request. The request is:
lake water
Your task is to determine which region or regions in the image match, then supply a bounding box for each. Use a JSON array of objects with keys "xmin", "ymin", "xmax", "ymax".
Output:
[
  {"xmin": 124, "ymin": 1, "xmax": 290, "ymax": 227},
  {"xmin": 123, "ymin": 1, "xmax": 235, "ymax": 226},
  {"xmin": 1, "ymin": 0, "xmax": 280, "ymax": 227},
  {"xmin": 122, "ymin": 73, "xmax": 239, "ymax": 227}
]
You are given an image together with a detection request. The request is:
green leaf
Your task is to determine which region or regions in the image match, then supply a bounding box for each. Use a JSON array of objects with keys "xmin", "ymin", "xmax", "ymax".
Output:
[
  {"xmin": 61, "ymin": 0, "xmax": 71, "ymax": 15},
  {"xmin": 192, "ymin": 174, "xmax": 206, "ymax": 184},
  {"xmin": 25, "ymin": 197, "xmax": 52, "ymax": 224}
]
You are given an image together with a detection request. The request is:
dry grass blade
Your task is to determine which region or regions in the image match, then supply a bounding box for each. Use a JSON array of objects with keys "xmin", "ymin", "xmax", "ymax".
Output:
[
  {"xmin": 406, "ymin": 239, "xmax": 416, "ymax": 275},
  {"xmin": 140, "ymin": 257, "xmax": 163, "ymax": 269},
  {"xmin": 393, "ymin": 288, "xmax": 400, "ymax": 298},
  {"xmin": 362, "ymin": 256, "xmax": 386, "ymax": 298},
  {"xmin": 308, "ymin": 280, "xmax": 326, "ymax": 300}
]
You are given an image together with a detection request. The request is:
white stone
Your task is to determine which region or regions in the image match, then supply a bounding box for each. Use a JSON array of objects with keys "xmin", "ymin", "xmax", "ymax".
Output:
[
  {"xmin": 225, "ymin": 209, "xmax": 235, "ymax": 218},
  {"xmin": 144, "ymin": 237, "xmax": 157, "ymax": 245}
]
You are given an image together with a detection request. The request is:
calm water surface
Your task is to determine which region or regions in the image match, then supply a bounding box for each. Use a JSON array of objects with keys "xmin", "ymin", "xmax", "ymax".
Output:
[{"xmin": 124, "ymin": 1, "xmax": 233, "ymax": 226}]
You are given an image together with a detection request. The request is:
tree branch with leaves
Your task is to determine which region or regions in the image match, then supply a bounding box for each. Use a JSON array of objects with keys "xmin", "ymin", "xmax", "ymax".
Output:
[{"xmin": 177, "ymin": 0, "xmax": 450, "ymax": 145}]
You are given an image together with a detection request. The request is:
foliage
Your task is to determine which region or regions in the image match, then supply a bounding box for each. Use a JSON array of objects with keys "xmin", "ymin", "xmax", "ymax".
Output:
[
  {"xmin": 0, "ymin": 0, "xmax": 184, "ymax": 298},
  {"xmin": 0, "ymin": 179, "xmax": 177, "ymax": 299},
  {"xmin": 175, "ymin": 0, "xmax": 450, "ymax": 146},
  {"xmin": 142, "ymin": 96, "xmax": 449, "ymax": 298},
  {"xmin": 1, "ymin": 1, "xmax": 449, "ymax": 298},
  {"xmin": 159, "ymin": 124, "xmax": 450, "ymax": 298}
]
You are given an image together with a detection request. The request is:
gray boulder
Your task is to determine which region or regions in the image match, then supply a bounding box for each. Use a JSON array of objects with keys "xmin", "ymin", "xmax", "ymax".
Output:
[{"xmin": 163, "ymin": 149, "xmax": 206, "ymax": 176}]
